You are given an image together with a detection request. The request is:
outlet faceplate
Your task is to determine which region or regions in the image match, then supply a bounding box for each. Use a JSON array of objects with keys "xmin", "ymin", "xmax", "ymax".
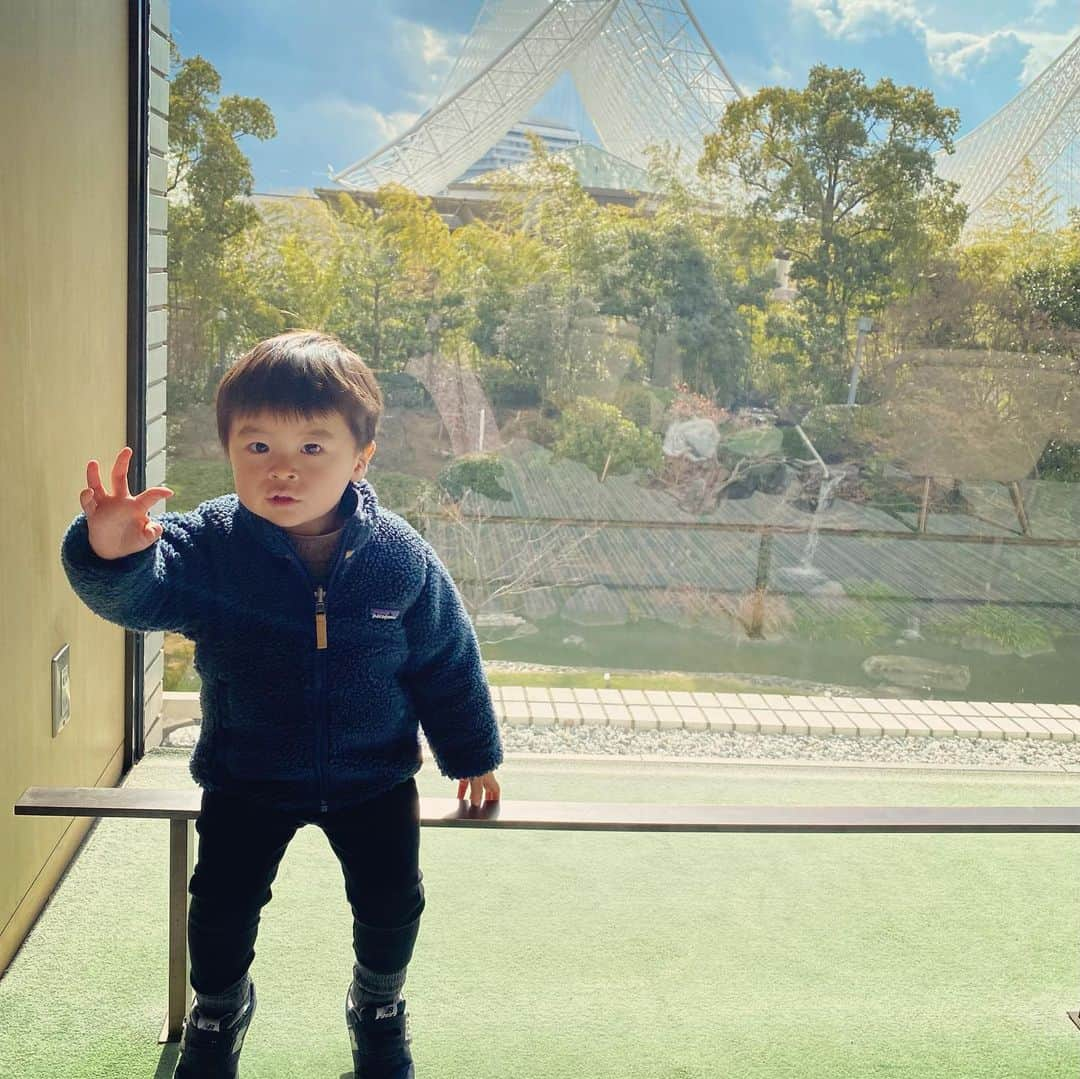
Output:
[{"xmin": 52, "ymin": 644, "xmax": 71, "ymax": 737}]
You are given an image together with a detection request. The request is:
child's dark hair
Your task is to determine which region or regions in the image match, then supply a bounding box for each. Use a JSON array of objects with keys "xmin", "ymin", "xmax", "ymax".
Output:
[{"xmin": 216, "ymin": 331, "xmax": 383, "ymax": 450}]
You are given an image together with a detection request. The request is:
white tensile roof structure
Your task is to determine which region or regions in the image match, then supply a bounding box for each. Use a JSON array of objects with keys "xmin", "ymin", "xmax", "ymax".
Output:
[
  {"xmin": 936, "ymin": 32, "xmax": 1080, "ymax": 231},
  {"xmin": 330, "ymin": 1, "xmax": 1078, "ymax": 233},
  {"xmin": 331, "ymin": 0, "xmax": 743, "ymax": 196}
]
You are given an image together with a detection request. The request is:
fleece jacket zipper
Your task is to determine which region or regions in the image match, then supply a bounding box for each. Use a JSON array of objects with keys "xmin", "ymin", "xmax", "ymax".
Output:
[
  {"xmin": 282, "ymin": 548, "xmax": 332, "ymax": 814},
  {"xmin": 312, "ymin": 538, "xmax": 351, "ymax": 814}
]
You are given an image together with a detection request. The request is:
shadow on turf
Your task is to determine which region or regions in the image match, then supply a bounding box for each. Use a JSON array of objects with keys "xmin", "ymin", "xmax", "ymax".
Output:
[
  {"xmin": 150, "ymin": 1042, "xmax": 356, "ymax": 1077},
  {"xmin": 154, "ymin": 1044, "xmax": 179, "ymax": 1077}
]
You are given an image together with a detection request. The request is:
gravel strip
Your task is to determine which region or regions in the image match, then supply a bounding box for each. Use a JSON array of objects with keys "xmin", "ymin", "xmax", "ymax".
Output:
[
  {"xmin": 163, "ymin": 720, "xmax": 1080, "ymax": 772},
  {"xmin": 496, "ymin": 723, "xmax": 1080, "ymax": 772}
]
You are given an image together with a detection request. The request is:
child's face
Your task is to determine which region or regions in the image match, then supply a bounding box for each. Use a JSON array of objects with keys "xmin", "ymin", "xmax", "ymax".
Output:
[{"xmin": 227, "ymin": 409, "xmax": 375, "ymax": 536}]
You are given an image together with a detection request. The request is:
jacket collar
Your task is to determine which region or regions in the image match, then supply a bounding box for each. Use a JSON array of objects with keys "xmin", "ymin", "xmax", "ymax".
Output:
[{"xmin": 235, "ymin": 480, "xmax": 377, "ymax": 560}]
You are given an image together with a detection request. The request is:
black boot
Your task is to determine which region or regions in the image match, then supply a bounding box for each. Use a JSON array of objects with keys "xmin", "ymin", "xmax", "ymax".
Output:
[
  {"xmin": 174, "ymin": 980, "xmax": 256, "ymax": 1078},
  {"xmin": 345, "ymin": 986, "xmax": 414, "ymax": 1078}
]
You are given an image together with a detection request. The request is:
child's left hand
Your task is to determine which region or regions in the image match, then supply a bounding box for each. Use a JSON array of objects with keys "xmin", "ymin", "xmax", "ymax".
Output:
[{"xmin": 456, "ymin": 771, "xmax": 500, "ymax": 806}]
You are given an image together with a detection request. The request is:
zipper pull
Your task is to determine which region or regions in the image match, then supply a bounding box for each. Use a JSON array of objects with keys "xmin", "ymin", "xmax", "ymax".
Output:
[{"xmin": 314, "ymin": 586, "xmax": 327, "ymax": 650}]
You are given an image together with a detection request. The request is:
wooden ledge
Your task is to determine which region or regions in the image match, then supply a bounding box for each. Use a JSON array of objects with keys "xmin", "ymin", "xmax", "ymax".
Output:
[{"xmin": 15, "ymin": 787, "xmax": 1080, "ymax": 833}]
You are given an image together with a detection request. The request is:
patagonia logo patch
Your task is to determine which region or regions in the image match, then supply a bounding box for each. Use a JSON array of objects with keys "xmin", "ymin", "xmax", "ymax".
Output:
[{"xmin": 370, "ymin": 607, "xmax": 401, "ymax": 620}]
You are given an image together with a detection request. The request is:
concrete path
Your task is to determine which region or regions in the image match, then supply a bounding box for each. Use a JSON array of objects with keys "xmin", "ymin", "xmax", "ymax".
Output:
[{"xmin": 489, "ymin": 686, "xmax": 1080, "ymax": 741}]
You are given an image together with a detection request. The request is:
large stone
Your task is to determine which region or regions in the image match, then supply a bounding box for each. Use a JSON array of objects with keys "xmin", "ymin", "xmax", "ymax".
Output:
[
  {"xmin": 862, "ymin": 654, "xmax": 971, "ymax": 692},
  {"xmin": 474, "ymin": 611, "xmax": 538, "ymax": 642},
  {"xmin": 663, "ymin": 418, "xmax": 720, "ymax": 462}
]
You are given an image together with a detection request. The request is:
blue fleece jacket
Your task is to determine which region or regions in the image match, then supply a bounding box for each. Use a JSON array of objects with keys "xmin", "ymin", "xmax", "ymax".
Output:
[{"xmin": 61, "ymin": 480, "xmax": 503, "ymax": 813}]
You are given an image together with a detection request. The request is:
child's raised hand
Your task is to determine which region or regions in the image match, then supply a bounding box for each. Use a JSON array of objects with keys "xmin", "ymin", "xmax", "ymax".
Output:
[{"xmin": 81, "ymin": 447, "xmax": 173, "ymax": 560}]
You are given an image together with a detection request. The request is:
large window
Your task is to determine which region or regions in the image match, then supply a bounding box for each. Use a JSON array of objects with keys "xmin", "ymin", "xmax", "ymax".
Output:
[{"xmin": 164, "ymin": 2, "xmax": 1080, "ymax": 710}]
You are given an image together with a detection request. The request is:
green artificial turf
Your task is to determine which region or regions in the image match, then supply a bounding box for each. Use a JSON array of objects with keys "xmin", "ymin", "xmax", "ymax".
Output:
[{"xmin": 2, "ymin": 751, "xmax": 1079, "ymax": 1078}]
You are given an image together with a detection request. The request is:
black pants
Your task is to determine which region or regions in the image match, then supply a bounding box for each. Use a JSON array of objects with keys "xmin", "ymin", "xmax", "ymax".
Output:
[{"xmin": 187, "ymin": 778, "xmax": 425, "ymax": 996}]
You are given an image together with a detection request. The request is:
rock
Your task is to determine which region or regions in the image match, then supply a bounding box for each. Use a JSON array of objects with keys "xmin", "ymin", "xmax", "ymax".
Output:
[
  {"xmin": 562, "ymin": 634, "xmax": 586, "ymax": 647},
  {"xmin": 862, "ymin": 654, "xmax": 971, "ymax": 692},
  {"xmin": 662, "ymin": 418, "xmax": 720, "ymax": 462},
  {"xmin": 475, "ymin": 611, "xmax": 527, "ymax": 628},
  {"xmin": 475, "ymin": 611, "xmax": 538, "ymax": 642}
]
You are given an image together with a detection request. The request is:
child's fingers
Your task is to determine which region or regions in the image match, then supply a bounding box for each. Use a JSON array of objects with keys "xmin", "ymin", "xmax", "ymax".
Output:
[
  {"xmin": 86, "ymin": 459, "xmax": 107, "ymax": 498},
  {"xmin": 134, "ymin": 486, "xmax": 174, "ymax": 512},
  {"xmin": 142, "ymin": 519, "xmax": 163, "ymax": 542},
  {"xmin": 111, "ymin": 447, "xmax": 133, "ymax": 499},
  {"xmin": 79, "ymin": 488, "xmax": 97, "ymax": 515}
]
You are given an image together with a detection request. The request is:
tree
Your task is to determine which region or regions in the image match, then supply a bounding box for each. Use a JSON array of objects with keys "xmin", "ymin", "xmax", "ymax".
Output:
[
  {"xmin": 167, "ymin": 47, "xmax": 276, "ymax": 404},
  {"xmin": 598, "ymin": 215, "xmax": 750, "ymax": 402},
  {"xmin": 700, "ymin": 65, "xmax": 966, "ymax": 396}
]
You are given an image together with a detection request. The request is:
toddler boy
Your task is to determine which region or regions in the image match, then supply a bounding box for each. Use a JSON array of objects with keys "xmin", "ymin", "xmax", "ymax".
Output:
[{"xmin": 62, "ymin": 330, "xmax": 503, "ymax": 1078}]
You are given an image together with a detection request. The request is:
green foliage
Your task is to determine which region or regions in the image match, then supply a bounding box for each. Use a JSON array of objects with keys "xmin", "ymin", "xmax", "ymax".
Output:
[
  {"xmin": 613, "ymin": 382, "xmax": 659, "ymax": 430},
  {"xmin": 794, "ymin": 605, "xmax": 891, "ymax": 644},
  {"xmin": 372, "ymin": 471, "xmax": 440, "ymax": 517},
  {"xmin": 1016, "ymin": 258, "xmax": 1080, "ymax": 331},
  {"xmin": 700, "ymin": 65, "xmax": 965, "ymax": 386},
  {"xmin": 378, "ymin": 371, "xmax": 431, "ymax": 409},
  {"xmin": 552, "ymin": 398, "xmax": 663, "ymax": 478},
  {"xmin": 597, "ymin": 216, "xmax": 751, "ymax": 401},
  {"xmin": 164, "ymin": 457, "xmax": 235, "ymax": 513},
  {"xmin": 781, "ymin": 425, "xmax": 809, "ymax": 459},
  {"xmin": 799, "ymin": 404, "xmax": 879, "ymax": 463},
  {"xmin": 524, "ymin": 413, "xmax": 559, "ymax": 447},
  {"xmin": 720, "ymin": 426, "xmax": 784, "ymax": 458},
  {"xmin": 437, "ymin": 454, "xmax": 513, "ymax": 502},
  {"xmin": 1036, "ymin": 439, "xmax": 1080, "ymax": 481},
  {"xmin": 166, "ymin": 47, "xmax": 277, "ymax": 404},
  {"xmin": 929, "ymin": 605, "xmax": 1054, "ymax": 654}
]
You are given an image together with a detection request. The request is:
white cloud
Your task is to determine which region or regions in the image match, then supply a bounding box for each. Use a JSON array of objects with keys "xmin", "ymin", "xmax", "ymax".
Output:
[
  {"xmin": 296, "ymin": 96, "xmax": 420, "ymax": 152},
  {"xmin": 391, "ymin": 18, "xmax": 466, "ymax": 100},
  {"xmin": 790, "ymin": 0, "xmax": 922, "ymax": 42},
  {"xmin": 793, "ymin": 0, "xmax": 1078, "ymax": 86},
  {"xmin": 923, "ymin": 28, "xmax": 1016, "ymax": 79},
  {"xmin": 1014, "ymin": 27, "xmax": 1079, "ymax": 82}
]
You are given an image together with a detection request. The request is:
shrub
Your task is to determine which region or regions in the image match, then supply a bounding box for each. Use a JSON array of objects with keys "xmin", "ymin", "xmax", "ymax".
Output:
[
  {"xmin": 372, "ymin": 471, "xmax": 440, "ymax": 516},
  {"xmin": 437, "ymin": 453, "xmax": 513, "ymax": 501},
  {"xmin": 794, "ymin": 606, "xmax": 891, "ymax": 644},
  {"xmin": 378, "ymin": 371, "xmax": 432, "ymax": 409},
  {"xmin": 720, "ymin": 426, "xmax": 783, "ymax": 459},
  {"xmin": 929, "ymin": 605, "xmax": 1054, "ymax": 654},
  {"xmin": 524, "ymin": 413, "xmax": 559, "ymax": 447},
  {"xmin": 481, "ymin": 363, "xmax": 542, "ymax": 408},
  {"xmin": 841, "ymin": 579, "xmax": 905, "ymax": 600},
  {"xmin": 614, "ymin": 382, "xmax": 659, "ymax": 431},
  {"xmin": 553, "ymin": 397, "xmax": 663, "ymax": 479},
  {"xmin": 1036, "ymin": 438, "xmax": 1080, "ymax": 482},
  {"xmin": 799, "ymin": 404, "xmax": 880, "ymax": 463},
  {"xmin": 665, "ymin": 382, "xmax": 732, "ymax": 426},
  {"xmin": 780, "ymin": 425, "xmax": 809, "ymax": 459}
]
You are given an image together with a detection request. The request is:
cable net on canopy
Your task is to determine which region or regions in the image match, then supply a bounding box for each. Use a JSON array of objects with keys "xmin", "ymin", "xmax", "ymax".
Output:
[
  {"xmin": 331, "ymin": 0, "xmax": 742, "ymax": 196},
  {"xmin": 936, "ymin": 33, "xmax": 1080, "ymax": 231}
]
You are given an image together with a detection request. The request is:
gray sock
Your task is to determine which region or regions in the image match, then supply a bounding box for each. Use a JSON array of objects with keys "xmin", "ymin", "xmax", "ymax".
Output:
[
  {"xmin": 196, "ymin": 973, "xmax": 251, "ymax": 1019},
  {"xmin": 351, "ymin": 962, "xmax": 406, "ymax": 1008}
]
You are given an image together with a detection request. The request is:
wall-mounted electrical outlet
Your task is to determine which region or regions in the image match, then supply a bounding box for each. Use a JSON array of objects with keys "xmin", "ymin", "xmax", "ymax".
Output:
[{"xmin": 52, "ymin": 644, "xmax": 71, "ymax": 737}]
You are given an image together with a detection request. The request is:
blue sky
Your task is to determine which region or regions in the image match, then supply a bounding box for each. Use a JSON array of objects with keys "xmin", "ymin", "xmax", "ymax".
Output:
[{"xmin": 170, "ymin": 0, "xmax": 1080, "ymax": 193}]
